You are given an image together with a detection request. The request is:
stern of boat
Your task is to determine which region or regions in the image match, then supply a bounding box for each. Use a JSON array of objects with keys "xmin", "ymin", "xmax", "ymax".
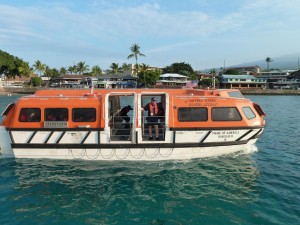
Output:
[{"xmin": 0, "ymin": 126, "xmax": 14, "ymax": 158}]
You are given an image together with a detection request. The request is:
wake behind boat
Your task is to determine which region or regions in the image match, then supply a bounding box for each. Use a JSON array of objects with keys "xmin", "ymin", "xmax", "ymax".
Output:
[{"xmin": 0, "ymin": 88, "xmax": 266, "ymax": 160}]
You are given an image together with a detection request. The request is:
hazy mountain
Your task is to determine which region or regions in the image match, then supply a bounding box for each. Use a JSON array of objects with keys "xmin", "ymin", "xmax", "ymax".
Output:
[{"xmin": 231, "ymin": 52, "xmax": 300, "ymax": 70}]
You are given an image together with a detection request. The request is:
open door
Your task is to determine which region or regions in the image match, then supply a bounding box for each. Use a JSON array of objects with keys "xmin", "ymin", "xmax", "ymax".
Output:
[
  {"xmin": 106, "ymin": 93, "xmax": 136, "ymax": 142},
  {"xmin": 139, "ymin": 93, "xmax": 167, "ymax": 141}
]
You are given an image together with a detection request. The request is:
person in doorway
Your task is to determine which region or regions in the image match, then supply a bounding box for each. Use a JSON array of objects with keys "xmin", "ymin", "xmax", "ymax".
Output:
[
  {"xmin": 157, "ymin": 101, "xmax": 165, "ymax": 124},
  {"xmin": 119, "ymin": 105, "xmax": 133, "ymax": 128},
  {"xmin": 144, "ymin": 97, "xmax": 159, "ymax": 140}
]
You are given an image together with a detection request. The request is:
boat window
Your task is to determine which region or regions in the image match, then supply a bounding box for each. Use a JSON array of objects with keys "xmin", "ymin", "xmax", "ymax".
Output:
[
  {"xmin": 45, "ymin": 108, "xmax": 68, "ymax": 121},
  {"xmin": 212, "ymin": 107, "xmax": 242, "ymax": 121},
  {"xmin": 72, "ymin": 108, "xmax": 96, "ymax": 122},
  {"xmin": 242, "ymin": 107, "xmax": 256, "ymax": 119},
  {"xmin": 228, "ymin": 91, "xmax": 244, "ymax": 98},
  {"xmin": 19, "ymin": 108, "xmax": 41, "ymax": 122},
  {"xmin": 178, "ymin": 107, "xmax": 208, "ymax": 122}
]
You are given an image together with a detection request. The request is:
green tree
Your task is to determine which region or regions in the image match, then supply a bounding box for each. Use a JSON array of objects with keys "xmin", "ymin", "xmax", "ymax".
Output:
[
  {"xmin": 163, "ymin": 62, "xmax": 195, "ymax": 78},
  {"xmin": 199, "ymin": 78, "xmax": 219, "ymax": 87},
  {"xmin": 18, "ymin": 61, "xmax": 34, "ymax": 78},
  {"xmin": 107, "ymin": 63, "xmax": 122, "ymax": 75},
  {"xmin": 127, "ymin": 43, "xmax": 145, "ymax": 76},
  {"xmin": 223, "ymin": 69, "xmax": 240, "ymax": 75},
  {"xmin": 121, "ymin": 63, "xmax": 131, "ymax": 72},
  {"xmin": 33, "ymin": 60, "xmax": 46, "ymax": 76},
  {"xmin": 76, "ymin": 61, "xmax": 89, "ymax": 75},
  {"xmin": 11, "ymin": 57, "xmax": 25, "ymax": 78},
  {"xmin": 59, "ymin": 67, "xmax": 67, "ymax": 75},
  {"xmin": 45, "ymin": 66, "xmax": 60, "ymax": 78},
  {"xmin": 138, "ymin": 69, "xmax": 160, "ymax": 87},
  {"xmin": 68, "ymin": 65, "xmax": 77, "ymax": 74},
  {"xmin": 90, "ymin": 66, "xmax": 102, "ymax": 76},
  {"xmin": 139, "ymin": 63, "xmax": 149, "ymax": 87},
  {"xmin": 265, "ymin": 57, "xmax": 273, "ymax": 71},
  {"xmin": 0, "ymin": 50, "xmax": 20, "ymax": 78},
  {"xmin": 31, "ymin": 76, "xmax": 42, "ymax": 87}
]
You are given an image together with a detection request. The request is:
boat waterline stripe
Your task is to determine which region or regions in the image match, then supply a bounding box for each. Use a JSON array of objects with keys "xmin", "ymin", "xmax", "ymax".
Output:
[{"xmin": 11, "ymin": 140, "xmax": 250, "ymax": 149}]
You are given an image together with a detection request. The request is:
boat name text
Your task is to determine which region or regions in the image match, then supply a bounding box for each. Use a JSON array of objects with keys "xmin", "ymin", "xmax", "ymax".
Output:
[
  {"xmin": 212, "ymin": 130, "xmax": 240, "ymax": 139},
  {"xmin": 187, "ymin": 99, "xmax": 217, "ymax": 107}
]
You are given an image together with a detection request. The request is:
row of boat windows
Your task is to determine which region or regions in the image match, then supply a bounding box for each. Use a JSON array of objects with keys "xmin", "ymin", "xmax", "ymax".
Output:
[
  {"xmin": 18, "ymin": 106, "xmax": 256, "ymax": 123},
  {"xmin": 19, "ymin": 108, "xmax": 96, "ymax": 122},
  {"xmin": 178, "ymin": 106, "xmax": 256, "ymax": 122}
]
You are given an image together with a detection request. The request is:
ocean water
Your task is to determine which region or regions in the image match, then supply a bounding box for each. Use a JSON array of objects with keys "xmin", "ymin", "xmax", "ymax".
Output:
[{"xmin": 0, "ymin": 94, "xmax": 300, "ymax": 225}]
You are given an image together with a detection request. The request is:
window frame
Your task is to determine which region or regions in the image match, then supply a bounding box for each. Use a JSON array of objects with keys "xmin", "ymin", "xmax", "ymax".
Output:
[
  {"xmin": 211, "ymin": 107, "xmax": 242, "ymax": 121},
  {"xmin": 18, "ymin": 108, "xmax": 41, "ymax": 122},
  {"xmin": 72, "ymin": 108, "xmax": 96, "ymax": 122},
  {"xmin": 44, "ymin": 108, "xmax": 68, "ymax": 121},
  {"xmin": 242, "ymin": 106, "xmax": 256, "ymax": 120},
  {"xmin": 178, "ymin": 107, "xmax": 208, "ymax": 122}
]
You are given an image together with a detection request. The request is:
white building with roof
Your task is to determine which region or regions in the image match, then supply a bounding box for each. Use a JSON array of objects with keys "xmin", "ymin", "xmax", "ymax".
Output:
[
  {"xmin": 156, "ymin": 73, "xmax": 189, "ymax": 87},
  {"xmin": 220, "ymin": 74, "xmax": 267, "ymax": 89}
]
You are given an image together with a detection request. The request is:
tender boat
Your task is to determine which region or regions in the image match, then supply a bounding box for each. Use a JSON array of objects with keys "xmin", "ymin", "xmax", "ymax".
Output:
[{"xmin": 0, "ymin": 88, "xmax": 266, "ymax": 160}]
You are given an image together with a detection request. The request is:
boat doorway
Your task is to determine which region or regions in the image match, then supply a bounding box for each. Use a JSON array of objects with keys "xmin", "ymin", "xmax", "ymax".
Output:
[
  {"xmin": 140, "ymin": 94, "xmax": 166, "ymax": 141},
  {"xmin": 107, "ymin": 93, "xmax": 135, "ymax": 142}
]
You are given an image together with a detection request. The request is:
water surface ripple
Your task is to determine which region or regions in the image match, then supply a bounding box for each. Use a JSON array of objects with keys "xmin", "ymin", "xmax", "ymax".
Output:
[{"xmin": 0, "ymin": 95, "xmax": 299, "ymax": 225}]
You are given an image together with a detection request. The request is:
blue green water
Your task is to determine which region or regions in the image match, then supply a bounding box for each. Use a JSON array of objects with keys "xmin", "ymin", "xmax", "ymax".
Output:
[{"xmin": 0, "ymin": 95, "xmax": 300, "ymax": 225}]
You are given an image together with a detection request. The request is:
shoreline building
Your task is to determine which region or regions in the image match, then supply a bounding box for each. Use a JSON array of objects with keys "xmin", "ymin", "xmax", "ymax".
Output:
[
  {"xmin": 156, "ymin": 73, "xmax": 189, "ymax": 87},
  {"xmin": 220, "ymin": 74, "xmax": 267, "ymax": 89}
]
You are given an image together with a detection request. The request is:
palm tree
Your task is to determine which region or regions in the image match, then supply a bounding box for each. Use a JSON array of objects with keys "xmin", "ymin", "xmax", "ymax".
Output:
[
  {"xmin": 107, "ymin": 63, "xmax": 122, "ymax": 75},
  {"xmin": 76, "ymin": 61, "xmax": 89, "ymax": 75},
  {"xmin": 90, "ymin": 65, "xmax": 102, "ymax": 76},
  {"xmin": 68, "ymin": 65, "xmax": 76, "ymax": 74},
  {"xmin": 33, "ymin": 60, "xmax": 46, "ymax": 76},
  {"xmin": 265, "ymin": 57, "xmax": 273, "ymax": 71},
  {"xmin": 121, "ymin": 63, "xmax": 131, "ymax": 72},
  {"xmin": 139, "ymin": 63, "xmax": 149, "ymax": 87},
  {"xmin": 60, "ymin": 67, "xmax": 67, "ymax": 75},
  {"xmin": 127, "ymin": 43, "xmax": 145, "ymax": 76},
  {"xmin": 18, "ymin": 62, "xmax": 34, "ymax": 78}
]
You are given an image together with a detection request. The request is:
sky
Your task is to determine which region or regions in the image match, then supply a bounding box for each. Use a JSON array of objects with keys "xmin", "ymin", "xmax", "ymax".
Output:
[{"xmin": 1, "ymin": 0, "xmax": 300, "ymax": 71}]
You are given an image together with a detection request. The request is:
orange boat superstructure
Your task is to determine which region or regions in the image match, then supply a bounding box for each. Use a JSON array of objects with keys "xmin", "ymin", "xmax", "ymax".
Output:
[{"xmin": 0, "ymin": 88, "xmax": 266, "ymax": 160}]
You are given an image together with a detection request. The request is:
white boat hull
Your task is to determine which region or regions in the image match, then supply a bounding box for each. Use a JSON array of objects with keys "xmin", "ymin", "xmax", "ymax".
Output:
[
  {"xmin": 10, "ymin": 142, "xmax": 257, "ymax": 160},
  {"xmin": 0, "ymin": 125, "xmax": 263, "ymax": 160}
]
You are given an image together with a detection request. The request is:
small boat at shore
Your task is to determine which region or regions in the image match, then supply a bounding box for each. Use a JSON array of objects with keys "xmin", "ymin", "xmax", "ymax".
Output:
[{"xmin": 0, "ymin": 88, "xmax": 266, "ymax": 161}]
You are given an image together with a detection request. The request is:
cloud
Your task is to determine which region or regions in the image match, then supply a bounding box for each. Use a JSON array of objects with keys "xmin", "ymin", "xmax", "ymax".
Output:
[
  {"xmin": 2, "ymin": 0, "xmax": 299, "ymax": 42},
  {"xmin": 1, "ymin": 0, "xmax": 300, "ymax": 70},
  {"xmin": 0, "ymin": 2, "xmax": 246, "ymax": 41}
]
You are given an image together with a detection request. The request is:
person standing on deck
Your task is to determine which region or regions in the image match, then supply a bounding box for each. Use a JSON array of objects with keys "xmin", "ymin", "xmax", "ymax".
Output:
[{"xmin": 144, "ymin": 97, "xmax": 159, "ymax": 140}]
